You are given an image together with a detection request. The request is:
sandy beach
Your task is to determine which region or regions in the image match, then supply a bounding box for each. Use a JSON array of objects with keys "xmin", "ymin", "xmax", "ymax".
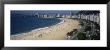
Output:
[{"xmin": 11, "ymin": 18, "xmax": 80, "ymax": 40}]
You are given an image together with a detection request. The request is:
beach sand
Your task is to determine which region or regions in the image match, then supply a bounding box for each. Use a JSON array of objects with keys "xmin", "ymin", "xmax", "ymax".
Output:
[{"xmin": 11, "ymin": 18, "xmax": 80, "ymax": 40}]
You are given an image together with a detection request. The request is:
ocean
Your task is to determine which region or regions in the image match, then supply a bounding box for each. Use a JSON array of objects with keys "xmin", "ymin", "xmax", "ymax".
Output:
[{"xmin": 11, "ymin": 14, "xmax": 61, "ymax": 35}]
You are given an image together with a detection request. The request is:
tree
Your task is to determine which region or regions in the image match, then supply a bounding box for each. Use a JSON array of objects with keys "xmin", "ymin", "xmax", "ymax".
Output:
[{"xmin": 77, "ymin": 32, "xmax": 86, "ymax": 40}]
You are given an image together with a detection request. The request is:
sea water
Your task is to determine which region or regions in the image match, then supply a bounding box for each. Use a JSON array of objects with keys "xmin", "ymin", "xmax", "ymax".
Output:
[{"xmin": 11, "ymin": 14, "xmax": 61, "ymax": 35}]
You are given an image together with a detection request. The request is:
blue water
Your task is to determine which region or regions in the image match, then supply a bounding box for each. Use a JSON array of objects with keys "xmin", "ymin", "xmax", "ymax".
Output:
[{"xmin": 11, "ymin": 14, "xmax": 61, "ymax": 35}]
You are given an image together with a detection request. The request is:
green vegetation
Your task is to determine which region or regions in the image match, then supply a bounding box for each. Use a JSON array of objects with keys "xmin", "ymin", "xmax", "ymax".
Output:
[
  {"xmin": 84, "ymin": 25, "xmax": 91, "ymax": 31},
  {"xmin": 77, "ymin": 32, "xmax": 86, "ymax": 40}
]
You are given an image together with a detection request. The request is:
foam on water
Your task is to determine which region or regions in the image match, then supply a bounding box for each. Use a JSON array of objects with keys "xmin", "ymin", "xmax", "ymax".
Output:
[{"xmin": 11, "ymin": 18, "xmax": 64, "ymax": 37}]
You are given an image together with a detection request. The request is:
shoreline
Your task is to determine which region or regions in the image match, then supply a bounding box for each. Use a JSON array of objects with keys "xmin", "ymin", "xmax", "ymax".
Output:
[
  {"xmin": 11, "ymin": 18, "xmax": 80, "ymax": 40},
  {"xmin": 11, "ymin": 18, "xmax": 64, "ymax": 36}
]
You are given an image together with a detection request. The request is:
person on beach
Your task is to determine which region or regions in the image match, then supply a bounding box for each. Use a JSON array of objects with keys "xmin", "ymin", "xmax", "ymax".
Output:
[{"xmin": 38, "ymin": 34, "xmax": 42, "ymax": 38}]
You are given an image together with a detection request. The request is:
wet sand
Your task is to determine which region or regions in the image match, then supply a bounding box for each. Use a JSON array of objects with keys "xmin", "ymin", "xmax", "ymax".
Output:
[{"xmin": 11, "ymin": 18, "xmax": 80, "ymax": 40}]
